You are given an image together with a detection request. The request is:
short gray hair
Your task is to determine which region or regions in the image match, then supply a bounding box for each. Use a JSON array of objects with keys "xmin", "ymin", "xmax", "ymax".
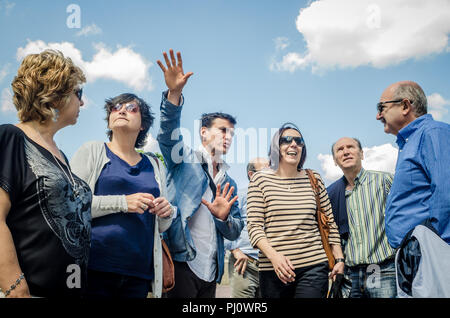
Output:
[{"xmin": 393, "ymin": 83, "xmax": 427, "ymax": 117}]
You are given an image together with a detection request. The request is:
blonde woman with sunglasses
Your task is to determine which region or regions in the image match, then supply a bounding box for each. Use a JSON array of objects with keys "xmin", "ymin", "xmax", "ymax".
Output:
[
  {"xmin": 71, "ymin": 93, "xmax": 174, "ymax": 298},
  {"xmin": 0, "ymin": 50, "xmax": 91, "ymax": 298}
]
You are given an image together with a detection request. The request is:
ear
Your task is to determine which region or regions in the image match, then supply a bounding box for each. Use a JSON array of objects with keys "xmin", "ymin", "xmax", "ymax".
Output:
[
  {"xmin": 248, "ymin": 171, "xmax": 254, "ymax": 180},
  {"xmin": 200, "ymin": 126, "xmax": 208, "ymax": 141},
  {"xmin": 402, "ymin": 99, "xmax": 413, "ymax": 115},
  {"xmin": 360, "ymin": 149, "xmax": 364, "ymax": 161}
]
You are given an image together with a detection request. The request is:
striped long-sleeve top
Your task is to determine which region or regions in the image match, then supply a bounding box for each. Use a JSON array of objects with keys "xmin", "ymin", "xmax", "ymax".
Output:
[{"xmin": 247, "ymin": 169, "xmax": 341, "ymax": 271}]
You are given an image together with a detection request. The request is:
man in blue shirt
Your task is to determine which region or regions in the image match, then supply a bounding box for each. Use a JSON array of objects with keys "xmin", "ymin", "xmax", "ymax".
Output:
[
  {"xmin": 376, "ymin": 81, "xmax": 450, "ymax": 248},
  {"xmin": 225, "ymin": 157, "xmax": 269, "ymax": 298},
  {"xmin": 156, "ymin": 50, "xmax": 243, "ymax": 298}
]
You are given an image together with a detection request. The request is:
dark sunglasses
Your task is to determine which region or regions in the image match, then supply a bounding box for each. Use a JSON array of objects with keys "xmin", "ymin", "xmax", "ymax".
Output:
[
  {"xmin": 111, "ymin": 102, "xmax": 140, "ymax": 113},
  {"xmin": 377, "ymin": 99, "xmax": 413, "ymax": 113},
  {"xmin": 280, "ymin": 136, "xmax": 304, "ymax": 146},
  {"xmin": 74, "ymin": 88, "xmax": 83, "ymax": 101}
]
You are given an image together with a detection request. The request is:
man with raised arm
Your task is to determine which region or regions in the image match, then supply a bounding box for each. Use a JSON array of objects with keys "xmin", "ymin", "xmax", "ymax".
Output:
[{"xmin": 156, "ymin": 50, "xmax": 243, "ymax": 298}]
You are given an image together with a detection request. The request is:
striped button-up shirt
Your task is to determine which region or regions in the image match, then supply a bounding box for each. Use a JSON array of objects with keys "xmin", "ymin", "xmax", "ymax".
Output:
[{"xmin": 345, "ymin": 168, "xmax": 396, "ymax": 266}]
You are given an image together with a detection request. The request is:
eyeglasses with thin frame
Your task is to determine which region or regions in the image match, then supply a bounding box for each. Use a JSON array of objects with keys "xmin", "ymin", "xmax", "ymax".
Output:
[
  {"xmin": 377, "ymin": 99, "xmax": 413, "ymax": 114},
  {"xmin": 74, "ymin": 88, "xmax": 83, "ymax": 102},
  {"xmin": 111, "ymin": 102, "xmax": 140, "ymax": 114},
  {"xmin": 280, "ymin": 136, "xmax": 305, "ymax": 147}
]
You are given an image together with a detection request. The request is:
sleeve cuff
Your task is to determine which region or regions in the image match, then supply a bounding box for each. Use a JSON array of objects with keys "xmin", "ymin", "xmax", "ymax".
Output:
[{"xmin": 162, "ymin": 90, "xmax": 184, "ymax": 108}]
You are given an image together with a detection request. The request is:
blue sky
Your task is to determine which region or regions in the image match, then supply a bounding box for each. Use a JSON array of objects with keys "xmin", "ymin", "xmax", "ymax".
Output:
[{"xmin": 1, "ymin": 0, "xmax": 449, "ymax": 189}]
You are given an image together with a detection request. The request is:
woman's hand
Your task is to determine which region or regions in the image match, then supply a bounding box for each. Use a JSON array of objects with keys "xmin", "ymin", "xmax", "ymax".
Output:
[
  {"xmin": 269, "ymin": 251, "xmax": 296, "ymax": 284},
  {"xmin": 330, "ymin": 261, "xmax": 345, "ymax": 281},
  {"xmin": 156, "ymin": 49, "xmax": 193, "ymax": 105},
  {"xmin": 149, "ymin": 197, "xmax": 173, "ymax": 218},
  {"xmin": 125, "ymin": 193, "xmax": 156, "ymax": 214}
]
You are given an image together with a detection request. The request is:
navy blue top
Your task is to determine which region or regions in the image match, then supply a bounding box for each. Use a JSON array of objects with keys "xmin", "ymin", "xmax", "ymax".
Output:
[
  {"xmin": 88, "ymin": 144, "xmax": 159, "ymax": 280},
  {"xmin": 327, "ymin": 176, "xmax": 349, "ymax": 238}
]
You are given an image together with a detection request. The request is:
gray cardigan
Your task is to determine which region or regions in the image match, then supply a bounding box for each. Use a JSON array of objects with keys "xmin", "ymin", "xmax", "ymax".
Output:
[{"xmin": 70, "ymin": 141, "xmax": 174, "ymax": 298}]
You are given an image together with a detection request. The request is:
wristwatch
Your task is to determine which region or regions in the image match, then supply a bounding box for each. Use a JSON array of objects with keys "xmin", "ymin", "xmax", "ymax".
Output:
[{"xmin": 335, "ymin": 258, "xmax": 345, "ymax": 264}]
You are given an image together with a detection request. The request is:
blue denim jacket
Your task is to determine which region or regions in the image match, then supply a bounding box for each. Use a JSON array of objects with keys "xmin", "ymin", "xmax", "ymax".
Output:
[{"xmin": 157, "ymin": 91, "xmax": 244, "ymax": 283}]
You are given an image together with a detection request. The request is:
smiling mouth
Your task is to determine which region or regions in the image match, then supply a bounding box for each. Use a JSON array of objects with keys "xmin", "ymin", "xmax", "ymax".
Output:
[{"xmin": 287, "ymin": 151, "xmax": 298, "ymax": 156}]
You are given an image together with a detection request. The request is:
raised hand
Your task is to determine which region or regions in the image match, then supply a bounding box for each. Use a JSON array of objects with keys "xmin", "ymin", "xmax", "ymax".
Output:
[
  {"xmin": 156, "ymin": 49, "xmax": 193, "ymax": 105},
  {"xmin": 201, "ymin": 183, "xmax": 238, "ymax": 221}
]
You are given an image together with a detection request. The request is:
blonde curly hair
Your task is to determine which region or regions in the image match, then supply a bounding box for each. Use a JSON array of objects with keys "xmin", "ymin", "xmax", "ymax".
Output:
[{"xmin": 12, "ymin": 49, "xmax": 86, "ymax": 123}]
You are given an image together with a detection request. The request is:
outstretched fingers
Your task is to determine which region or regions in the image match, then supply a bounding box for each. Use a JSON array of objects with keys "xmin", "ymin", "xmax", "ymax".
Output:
[
  {"xmin": 225, "ymin": 185, "xmax": 235, "ymax": 201},
  {"xmin": 201, "ymin": 198, "xmax": 211, "ymax": 209},
  {"xmin": 156, "ymin": 60, "xmax": 166, "ymax": 72},
  {"xmin": 177, "ymin": 51, "xmax": 183, "ymax": 69},
  {"xmin": 215, "ymin": 183, "xmax": 221, "ymax": 199},
  {"xmin": 163, "ymin": 51, "xmax": 171, "ymax": 68},
  {"xmin": 169, "ymin": 49, "xmax": 177, "ymax": 67},
  {"xmin": 229, "ymin": 195, "xmax": 238, "ymax": 206},
  {"xmin": 184, "ymin": 71, "xmax": 194, "ymax": 81},
  {"xmin": 221, "ymin": 183, "xmax": 230, "ymax": 197}
]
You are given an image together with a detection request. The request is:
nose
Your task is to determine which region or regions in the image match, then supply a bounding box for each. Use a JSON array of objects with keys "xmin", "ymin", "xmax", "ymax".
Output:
[
  {"xmin": 118, "ymin": 106, "xmax": 126, "ymax": 115},
  {"xmin": 79, "ymin": 98, "xmax": 84, "ymax": 107},
  {"xmin": 376, "ymin": 111, "xmax": 382, "ymax": 121}
]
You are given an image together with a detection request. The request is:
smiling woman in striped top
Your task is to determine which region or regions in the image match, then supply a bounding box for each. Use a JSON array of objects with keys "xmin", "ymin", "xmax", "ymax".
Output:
[{"xmin": 247, "ymin": 122, "xmax": 345, "ymax": 298}]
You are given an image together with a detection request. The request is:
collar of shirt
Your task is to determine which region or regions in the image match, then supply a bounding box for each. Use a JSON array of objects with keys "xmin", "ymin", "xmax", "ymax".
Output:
[
  {"xmin": 354, "ymin": 167, "xmax": 367, "ymax": 186},
  {"xmin": 197, "ymin": 144, "xmax": 230, "ymax": 178},
  {"xmin": 396, "ymin": 114, "xmax": 432, "ymax": 149},
  {"xmin": 345, "ymin": 168, "xmax": 366, "ymax": 197}
]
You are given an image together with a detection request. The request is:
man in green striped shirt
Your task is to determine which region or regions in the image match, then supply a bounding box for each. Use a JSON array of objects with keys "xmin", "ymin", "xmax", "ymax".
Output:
[{"xmin": 327, "ymin": 137, "xmax": 396, "ymax": 298}]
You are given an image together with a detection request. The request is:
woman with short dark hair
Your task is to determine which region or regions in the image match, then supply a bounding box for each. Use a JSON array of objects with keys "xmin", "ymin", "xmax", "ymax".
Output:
[
  {"xmin": 247, "ymin": 122, "xmax": 345, "ymax": 298},
  {"xmin": 71, "ymin": 93, "xmax": 174, "ymax": 298}
]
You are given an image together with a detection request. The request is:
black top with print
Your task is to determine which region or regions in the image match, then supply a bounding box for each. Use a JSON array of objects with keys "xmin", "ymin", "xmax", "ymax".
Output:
[{"xmin": 0, "ymin": 124, "xmax": 92, "ymax": 297}]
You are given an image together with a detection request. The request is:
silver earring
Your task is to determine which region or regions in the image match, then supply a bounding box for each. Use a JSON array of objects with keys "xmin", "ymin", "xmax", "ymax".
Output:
[{"xmin": 52, "ymin": 108, "xmax": 60, "ymax": 122}]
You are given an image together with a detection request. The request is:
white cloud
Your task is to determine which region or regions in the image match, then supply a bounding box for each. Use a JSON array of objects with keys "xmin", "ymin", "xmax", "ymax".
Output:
[
  {"xmin": 0, "ymin": 64, "xmax": 9, "ymax": 82},
  {"xmin": 272, "ymin": 0, "xmax": 450, "ymax": 72},
  {"xmin": 318, "ymin": 143, "xmax": 398, "ymax": 183},
  {"xmin": 16, "ymin": 40, "xmax": 153, "ymax": 91},
  {"xmin": 76, "ymin": 24, "xmax": 102, "ymax": 37},
  {"xmin": 270, "ymin": 52, "xmax": 308, "ymax": 72},
  {"xmin": 274, "ymin": 37, "xmax": 290, "ymax": 51},
  {"xmin": 428, "ymin": 93, "xmax": 450, "ymax": 121},
  {"xmin": 1, "ymin": 87, "xmax": 15, "ymax": 113}
]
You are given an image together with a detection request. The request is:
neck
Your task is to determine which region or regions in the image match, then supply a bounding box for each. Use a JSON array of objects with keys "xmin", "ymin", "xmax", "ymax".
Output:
[
  {"xmin": 108, "ymin": 132, "xmax": 139, "ymax": 157},
  {"xmin": 202, "ymin": 143, "xmax": 223, "ymax": 165},
  {"xmin": 22, "ymin": 120, "xmax": 59, "ymax": 145},
  {"xmin": 276, "ymin": 163, "xmax": 300, "ymax": 178},
  {"xmin": 343, "ymin": 166, "xmax": 362, "ymax": 187},
  {"xmin": 33, "ymin": 120, "xmax": 58, "ymax": 135}
]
